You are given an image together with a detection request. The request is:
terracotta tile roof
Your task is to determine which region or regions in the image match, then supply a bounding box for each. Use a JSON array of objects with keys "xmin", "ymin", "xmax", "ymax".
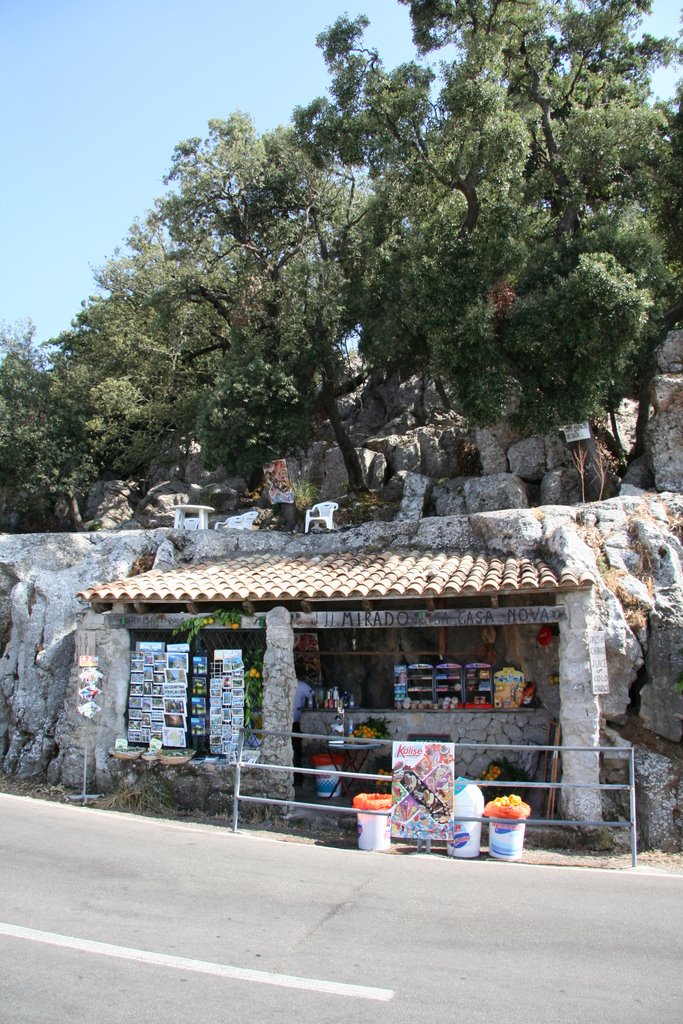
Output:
[{"xmin": 77, "ymin": 551, "xmax": 593, "ymax": 606}]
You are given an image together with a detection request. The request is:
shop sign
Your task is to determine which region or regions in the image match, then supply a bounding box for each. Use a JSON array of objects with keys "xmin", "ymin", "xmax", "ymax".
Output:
[
  {"xmin": 292, "ymin": 606, "xmax": 566, "ymax": 629},
  {"xmin": 588, "ymin": 629, "xmax": 609, "ymax": 694}
]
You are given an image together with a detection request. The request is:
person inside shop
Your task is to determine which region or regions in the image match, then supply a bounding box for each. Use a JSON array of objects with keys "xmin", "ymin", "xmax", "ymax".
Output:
[{"xmin": 293, "ymin": 662, "xmax": 315, "ymax": 779}]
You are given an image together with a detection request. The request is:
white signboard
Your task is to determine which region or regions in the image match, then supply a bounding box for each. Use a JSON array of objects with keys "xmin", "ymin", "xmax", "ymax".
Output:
[
  {"xmin": 588, "ymin": 629, "xmax": 609, "ymax": 694},
  {"xmin": 562, "ymin": 422, "xmax": 591, "ymax": 442}
]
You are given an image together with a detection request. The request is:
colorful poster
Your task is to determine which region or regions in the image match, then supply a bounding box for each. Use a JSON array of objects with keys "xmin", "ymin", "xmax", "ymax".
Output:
[
  {"xmin": 391, "ymin": 741, "xmax": 455, "ymax": 841},
  {"xmin": 262, "ymin": 459, "xmax": 294, "ymax": 505},
  {"xmin": 293, "ymin": 632, "xmax": 321, "ymax": 682}
]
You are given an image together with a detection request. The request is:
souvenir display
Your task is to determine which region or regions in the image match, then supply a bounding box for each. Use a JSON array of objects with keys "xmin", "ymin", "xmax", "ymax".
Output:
[
  {"xmin": 209, "ymin": 649, "xmax": 245, "ymax": 760},
  {"xmin": 127, "ymin": 642, "xmax": 189, "ymax": 746}
]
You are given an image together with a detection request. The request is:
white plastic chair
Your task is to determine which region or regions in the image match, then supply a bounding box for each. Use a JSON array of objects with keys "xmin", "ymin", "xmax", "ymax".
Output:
[
  {"xmin": 213, "ymin": 509, "xmax": 260, "ymax": 531},
  {"xmin": 304, "ymin": 501, "xmax": 338, "ymax": 533}
]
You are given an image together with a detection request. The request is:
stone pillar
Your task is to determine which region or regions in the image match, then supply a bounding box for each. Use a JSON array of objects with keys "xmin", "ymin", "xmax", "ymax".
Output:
[
  {"xmin": 557, "ymin": 591, "xmax": 603, "ymax": 821},
  {"xmin": 261, "ymin": 606, "xmax": 296, "ymax": 799},
  {"xmin": 49, "ymin": 607, "xmax": 131, "ymax": 792}
]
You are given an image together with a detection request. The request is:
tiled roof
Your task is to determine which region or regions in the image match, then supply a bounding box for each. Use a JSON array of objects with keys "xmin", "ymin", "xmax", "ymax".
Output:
[{"xmin": 77, "ymin": 551, "xmax": 593, "ymax": 606}]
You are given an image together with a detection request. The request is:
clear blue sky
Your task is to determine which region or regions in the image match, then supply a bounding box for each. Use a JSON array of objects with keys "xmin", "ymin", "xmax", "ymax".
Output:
[{"xmin": 1, "ymin": 0, "xmax": 680, "ymax": 346}]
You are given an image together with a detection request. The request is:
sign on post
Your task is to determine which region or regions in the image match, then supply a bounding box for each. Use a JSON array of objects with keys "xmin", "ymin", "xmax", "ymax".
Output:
[
  {"xmin": 588, "ymin": 630, "xmax": 609, "ymax": 694},
  {"xmin": 561, "ymin": 422, "xmax": 591, "ymax": 442}
]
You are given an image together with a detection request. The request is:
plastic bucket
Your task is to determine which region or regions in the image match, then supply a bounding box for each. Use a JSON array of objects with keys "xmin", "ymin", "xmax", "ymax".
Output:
[
  {"xmin": 447, "ymin": 779, "xmax": 484, "ymax": 859},
  {"xmin": 312, "ymin": 753, "xmax": 342, "ymax": 798},
  {"xmin": 356, "ymin": 812, "xmax": 391, "ymax": 851},
  {"xmin": 488, "ymin": 820, "xmax": 526, "ymax": 860},
  {"xmin": 353, "ymin": 794, "xmax": 392, "ymax": 851}
]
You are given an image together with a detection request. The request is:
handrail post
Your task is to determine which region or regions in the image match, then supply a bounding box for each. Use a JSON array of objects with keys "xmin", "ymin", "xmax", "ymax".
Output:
[
  {"xmin": 629, "ymin": 746, "xmax": 638, "ymax": 869},
  {"xmin": 232, "ymin": 727, "xmax": 245, "ymax": 832}
]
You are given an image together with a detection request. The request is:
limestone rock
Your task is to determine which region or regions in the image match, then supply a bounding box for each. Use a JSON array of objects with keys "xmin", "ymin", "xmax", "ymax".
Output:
[
  {"xmin": 474, "ymin": 428, "xmax": 509, "ymax": 475},
  {"xmin": 431, "ymin": 479, "xmax": 467, "ymax": 516},
  {"xmin": 634, "ymin": 746, "xmax": 683, "ymax": 851},
  {"xmin": 84, "ymin": 480, "xmax": 140, "ymax": 529},
  {"xmin": 507, "ymin": 437, "xmax": 547, "ymax": 482},
  {"xmin": 645, "ymin": 331, "xmax": 683, "ymax": 492},
  {"xmin": 463, "ymin": 473, "xmax": 529, "ymax": 513},
  {"xmin": 540, "ymin": 467, "xmax": 583, "ymax": 506},
  {"xmin": 395, "ymin": 472, "xmax": 432, "ymax": 521}
]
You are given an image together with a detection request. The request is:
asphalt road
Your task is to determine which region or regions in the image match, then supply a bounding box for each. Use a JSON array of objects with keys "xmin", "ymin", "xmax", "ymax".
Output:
[{"xmin": 1, "ymin": 793, "xmax": 681, "ymax": 1024}]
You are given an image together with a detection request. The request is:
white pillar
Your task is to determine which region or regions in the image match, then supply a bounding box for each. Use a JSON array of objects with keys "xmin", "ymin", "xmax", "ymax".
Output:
[{"xmin": 557, "ymin": 591, "xmax": 603, "ymax": 821}]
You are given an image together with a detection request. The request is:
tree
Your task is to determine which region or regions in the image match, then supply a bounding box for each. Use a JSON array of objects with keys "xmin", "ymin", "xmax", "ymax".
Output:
[
  {"xmin": 295, "ymin": 1, "xmax": 680, "ymax": 471},
  {"xmin": 0, "ymin": 320, "xmax": 94, "ymax": 529},
  {"xmin": 157, "ymin": 114, "xmax": 371, "ymax": 488}
]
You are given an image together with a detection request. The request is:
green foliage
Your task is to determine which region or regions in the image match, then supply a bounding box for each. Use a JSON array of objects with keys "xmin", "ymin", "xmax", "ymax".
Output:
[{"xmin": 172, "ymin": 609, "xmax": 242, "ymax": 645}]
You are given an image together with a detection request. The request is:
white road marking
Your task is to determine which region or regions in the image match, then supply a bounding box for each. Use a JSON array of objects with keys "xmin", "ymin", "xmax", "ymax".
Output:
[{"xmin": 0, "ymin": 921, "xmax": 393, "ymax": 1002}]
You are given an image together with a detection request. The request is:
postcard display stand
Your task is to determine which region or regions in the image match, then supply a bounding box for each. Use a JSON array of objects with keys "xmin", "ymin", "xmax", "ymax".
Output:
[
  {"xmin": 127, "ymin": 642, "xmax": 189, "ymax": 747},
  {"xmin": 209, "ymin": 650, "xmax": 245, "ymax": 761}
]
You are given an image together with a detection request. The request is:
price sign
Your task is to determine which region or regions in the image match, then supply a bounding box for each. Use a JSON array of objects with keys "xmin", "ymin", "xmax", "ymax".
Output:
[{"xmin": 588, "ymin": 630, "xmax": 609, "ymax": 694}]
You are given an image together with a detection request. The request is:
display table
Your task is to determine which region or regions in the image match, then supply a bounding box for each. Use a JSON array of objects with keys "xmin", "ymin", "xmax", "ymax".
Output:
[{"xmin": 328, "ymin": 739, "xmax": 383, "ymax": 799}]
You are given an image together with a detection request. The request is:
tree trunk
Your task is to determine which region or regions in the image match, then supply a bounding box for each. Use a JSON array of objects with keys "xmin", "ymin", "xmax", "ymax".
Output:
[
  {"xmin": 67, "ymin": 494, "xmax": 84, "ymax": 531},
  {"xmin": 319, "ymin": 377, "xmax": 367, "ymax": 492}
]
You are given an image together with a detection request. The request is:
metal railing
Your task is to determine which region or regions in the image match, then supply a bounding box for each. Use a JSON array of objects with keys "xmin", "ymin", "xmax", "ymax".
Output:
[{"xmin": 230, "ymin": 730, "xmax": 638, "ymax": 867}]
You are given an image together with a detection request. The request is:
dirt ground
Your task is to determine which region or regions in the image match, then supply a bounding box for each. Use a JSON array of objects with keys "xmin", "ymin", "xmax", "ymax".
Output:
[{"xmin": 2, "ymin": 772, "xmax": 681, "ymax": 873}]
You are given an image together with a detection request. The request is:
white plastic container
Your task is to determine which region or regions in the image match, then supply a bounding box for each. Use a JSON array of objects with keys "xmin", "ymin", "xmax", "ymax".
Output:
[
  {"xmin": 447, "ymin": 778, "xmax": 484, "ymax": 858},
  {"xmin": 488, "ymin": 819, "xmax": 526, "ymax": 860},
  {"xmin": 357, "ymin": 811, "xmax": 392, "ymax": 851}
]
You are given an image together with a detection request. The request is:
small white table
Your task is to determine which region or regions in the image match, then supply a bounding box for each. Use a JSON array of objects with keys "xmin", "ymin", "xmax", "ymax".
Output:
[{"xmin": 173, "ymin": 504, "xmax": 215, "ymax": 530}]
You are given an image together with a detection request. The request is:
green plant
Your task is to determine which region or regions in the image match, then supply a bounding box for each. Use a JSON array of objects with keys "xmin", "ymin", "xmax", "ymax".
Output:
[
  {"xmin": 173, "ymin": 608, "xmax": 242, "ymax": 644},
  {"xmin": 244, "ymin": 650, "xmax": 264, "ymax": 727},
  {"xmin": 291, "ymin": 477, "xmax": 320, "ymax": 514}
]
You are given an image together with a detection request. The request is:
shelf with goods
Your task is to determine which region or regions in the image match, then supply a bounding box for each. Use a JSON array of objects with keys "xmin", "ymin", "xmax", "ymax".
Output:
[
  {"xmin": 434, "ymin": 662, "xmax": 463, "ymax": 706},
  {"xmin": 406, "ymin": 663, "xmax": 436, "ymax": 703},
  {"xmin": 463, "ymin": 662, "xmax": 493, "ymax": 709}
]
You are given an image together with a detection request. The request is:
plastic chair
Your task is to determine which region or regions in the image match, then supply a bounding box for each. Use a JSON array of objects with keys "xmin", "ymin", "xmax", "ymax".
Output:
[
  {"xmin": 304, "ymin": 501, "xmax": 338, "ymax": 533},
  {"xmin": 213, "ymin": 509, "xmax": 260, "ymax": 531}
]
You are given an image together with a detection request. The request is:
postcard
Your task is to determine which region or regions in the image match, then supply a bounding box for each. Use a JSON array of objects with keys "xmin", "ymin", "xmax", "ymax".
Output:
[
  {"xmin": 191, "ymin": 716, "xmax": 206, "ymax": 734},
  {"xmin": 129, "ymin": 684, "xmax": 143, "ymax": 697},
  {"xmin": 152, "ymin": 697, "xmax": 164, "ymax": 710},
  {"xmin": 128, "ymin": 707, "xmax": 142, "ymax": 720},
  {"xmin": 193, "ymin": 678, "xmax": 207, "ymax": 696},
  {"xmin": 163, "ymin": 684, "xmax": 187, "ymax": 699},
  {"xmin": 222, "ymin": 691, "xmax": 233, "ymax": 706},
  {"xmin": 141, "ymin": 713, "xmax": 152, "ymax": 727},
  {"xmin": 130, "ymin": 673, "xmax": 144, "ymax": 685},
  {"xmin": 192, "ymin": 655, "xmax": 208, "ymax": 674},
  {"xmin": 142, "ymin": 697, "xmax": 153, "ymax": 711},
  {"xmin": 164, "ymin": 698, "xmax": 186, "ymax": 714},
  {"xmin": 163, "ymin": 727, "xmax": 186, "ymax": 747},
  {"xmin": 164, "ymin": 712, "xmax": 186, "ymax": 729},
  {"xmin": 152, "ymin": 684, "xmax": 164, "ymax": 697},
  {"xmin": 165, "ymin": 667, "xmax": 187, "ymax": 685},
  {"xmin": 127, "ymin": 728, "xmax": 142, "ymax": 742},
  {"xmin": 136, "ymin": 641, "xmax": 165, "ymax": 653},
  {"xmin": 167, "ymin": 652, "xmax": 189, "ymax": 671},
  {"xmin": 232, "ymin": 712, "xmax": 244, "ymax": 726},
  {"xmin": 166, "ymin": 642, "xmax": 190, "ymax": 653},
  {"xmin": 191, "ymin": 696, "xmax": 206, "ymax": 711},
  {"xmin": 143, "ymin": 653, "xmax": 155, "ymax": 667},
  {"xmin": 128, "ymin": 696, "xmax": 143, "ymax": 709}
]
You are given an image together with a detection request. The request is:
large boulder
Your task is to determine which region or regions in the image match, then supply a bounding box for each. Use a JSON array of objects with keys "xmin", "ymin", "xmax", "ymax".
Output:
[
  {"xmin": 84, "ymin": 480, "xmax": 140, "ymax": 529},
  {"xmin": 645, "ymin": 330, "xmax": 683, "ymax": 493},
  {"xmin": 463, "ymin": 473, "xmax": 529, "ymax": 513}
]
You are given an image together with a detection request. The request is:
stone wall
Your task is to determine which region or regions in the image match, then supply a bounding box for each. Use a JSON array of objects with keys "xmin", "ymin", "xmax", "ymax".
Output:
[{"xmin": 300, "ymin": 707, "xmax": 551, "ymax": 780}]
